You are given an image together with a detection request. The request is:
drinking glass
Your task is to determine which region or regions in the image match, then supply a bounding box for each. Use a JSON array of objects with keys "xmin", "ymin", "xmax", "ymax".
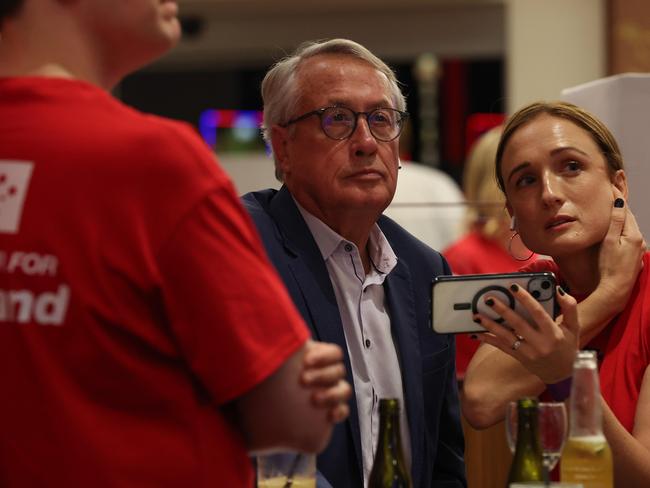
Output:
[
  {"xmin": 506, "ymin": 401, "xmax": 568, "ymax": 472},
  {"xmin": 257, "ymin": 452, "xmax": 316, "ymax": 488}
]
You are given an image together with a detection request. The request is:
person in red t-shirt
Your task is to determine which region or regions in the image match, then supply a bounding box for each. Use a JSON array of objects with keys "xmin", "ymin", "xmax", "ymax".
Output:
[
  {"xmin": 462, "ymin": 101, "xmax": 650, "ymax": 486},
  {"xmin": 0, "ymin": 1, "xmax": 351, "ymax": 487},
  {"xmin": 443, "ymin": 125, "xmax": 538, "ymax": 379}
]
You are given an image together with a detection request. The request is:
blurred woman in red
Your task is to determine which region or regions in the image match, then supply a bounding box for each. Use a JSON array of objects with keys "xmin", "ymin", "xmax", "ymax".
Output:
[{"xmin": 444, "ymin": 126, "xmax": 537, "ymax": 378}]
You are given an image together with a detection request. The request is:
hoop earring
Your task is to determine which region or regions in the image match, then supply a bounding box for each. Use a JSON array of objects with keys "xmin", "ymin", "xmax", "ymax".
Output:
[{"xmin": 508, "ymin": 232, "xmax": 534, "ymax": 261}]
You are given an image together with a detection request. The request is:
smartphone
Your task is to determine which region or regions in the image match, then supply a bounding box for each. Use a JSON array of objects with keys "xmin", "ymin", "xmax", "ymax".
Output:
[{"xmin": 431, "ymin": 272, "xmax": 557, "ymax": 334}]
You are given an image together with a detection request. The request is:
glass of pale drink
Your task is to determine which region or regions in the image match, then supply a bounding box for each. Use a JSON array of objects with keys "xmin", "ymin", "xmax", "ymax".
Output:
[{"xmin": 257, "ymin": 452, "xmax": 316, "ymax": 488}]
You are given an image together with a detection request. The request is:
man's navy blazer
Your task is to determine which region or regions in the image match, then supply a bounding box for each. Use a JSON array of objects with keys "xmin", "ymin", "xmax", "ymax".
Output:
[{"xmin": 242, "ymin": 186, "xmax": 466, "ymax": 488}]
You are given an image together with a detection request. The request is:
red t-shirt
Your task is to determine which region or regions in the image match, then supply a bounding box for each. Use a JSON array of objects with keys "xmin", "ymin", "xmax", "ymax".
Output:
[
  {"xmin": 443, "ymin": 231, "xmax": 538, "ymax": 378},
  {"xmin": 0, "ymin": 77, "xmax": 309, "ymax": 486},
  {"xmin": 524, "ymin": 254, "xmax": 650, "ymax": 432}
]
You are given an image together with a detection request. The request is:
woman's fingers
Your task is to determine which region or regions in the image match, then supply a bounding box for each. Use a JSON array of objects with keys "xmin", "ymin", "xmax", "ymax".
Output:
[
  {"xmin": 556, "ymin": 286, "xmax": 579, "ymax": 339},
  {"xmin": 607, "ymin": 187, "xmax": 627, "ymax": 241},
  {"xmin": 622, "ymin": 204, "xmax": 646, "ymax": 248},
  {"xmin": 475, "ymin": 312, "xmax": 527, "ymax": 357},
  {"xmin": 476, "ymin": 286, "xmax": 578, "ymax": 383},
  {"xmin": 507, "ymin": 283, "xmax": 558, "ymax": 334},
  {"xmin": 478, "ymin": 286, "xmax": 551, "ymax": 341},
  {"xmin": 598, "ymin": 194, "xmax": 645, "ymax": 307},
  {"xmin": 473, "ymin": 294, "xmax": 536, "ymax": 358},
  {"xmin": 605, "ymin": 188, "xmax": 644, "ymax": 254}
]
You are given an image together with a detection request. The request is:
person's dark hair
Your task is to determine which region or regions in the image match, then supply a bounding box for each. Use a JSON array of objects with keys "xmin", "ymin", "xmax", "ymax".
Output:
[
  {"xmin": 1, "ymin": 0, "xmax": 24, "ymax": 24},
  {"xmin": 495, "ymin": 101, "xmax": 624, "ymax": 194}
]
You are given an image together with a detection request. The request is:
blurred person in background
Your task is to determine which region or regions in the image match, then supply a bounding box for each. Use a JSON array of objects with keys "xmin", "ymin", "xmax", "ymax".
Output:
[
  {"xmin": 0, "ymin": 1, "xmax": 350, "ymax": 486},
  {"xmin": 443, "ymin": 125, "xmax": 537, "ymax": 379},
  {"xmin": 385, "ymin": 160, "xmax": 465, "ymax": 253},
  {"xmin": 243, "ymin": 38, "xmax": 466, "ymax": 488}
]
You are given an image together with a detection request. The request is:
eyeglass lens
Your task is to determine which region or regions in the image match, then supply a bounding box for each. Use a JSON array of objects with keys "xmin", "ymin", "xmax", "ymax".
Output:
[{"xmin": 321, "ymin": 107, "xmax": 403, "ymax": 141}]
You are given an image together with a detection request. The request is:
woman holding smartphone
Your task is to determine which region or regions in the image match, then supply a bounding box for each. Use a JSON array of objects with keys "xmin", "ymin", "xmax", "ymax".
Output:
[{"xmin": 462, "ymin": 101, "xmax": 650, "ymax": 485}]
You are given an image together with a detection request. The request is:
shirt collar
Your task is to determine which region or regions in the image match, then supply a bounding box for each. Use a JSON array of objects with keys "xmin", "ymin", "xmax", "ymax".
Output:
[{"xmin": 294, "ymin": 197, "xmax": 397, "ymax": 275}]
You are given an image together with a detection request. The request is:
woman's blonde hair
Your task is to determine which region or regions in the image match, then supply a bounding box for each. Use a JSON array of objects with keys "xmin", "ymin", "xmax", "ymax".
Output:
[{"xmin": 462, "ymin": 126, "xmax": 508, "ymax": 238}]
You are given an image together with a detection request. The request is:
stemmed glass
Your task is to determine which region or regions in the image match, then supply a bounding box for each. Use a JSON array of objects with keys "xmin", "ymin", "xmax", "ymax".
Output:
[{"xmin": 506, "ymin": 401, "xmax": 568, "ymax": 481}]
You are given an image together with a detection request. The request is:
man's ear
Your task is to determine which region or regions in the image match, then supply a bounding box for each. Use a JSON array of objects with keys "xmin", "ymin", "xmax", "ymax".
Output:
[
  {"xmin": 271, "ymin": 125, "xmax": 291, "ymax": 176},
  {"xmin": 612, "ymin": 169, "xmax": 629, "ymax": 200}
]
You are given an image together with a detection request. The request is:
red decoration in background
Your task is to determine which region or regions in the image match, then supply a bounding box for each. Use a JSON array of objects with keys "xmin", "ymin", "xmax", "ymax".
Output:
[
  {"xmin": 438, "ymin": 59, "xmax": 505, "ymax": 165},
  {"xmin": 465, "ymin": 112, "xmax": 506, "ymax": 154},
  {"xmin": 440, "ymin": 60, "xmax": 468, "ymax": 166}
]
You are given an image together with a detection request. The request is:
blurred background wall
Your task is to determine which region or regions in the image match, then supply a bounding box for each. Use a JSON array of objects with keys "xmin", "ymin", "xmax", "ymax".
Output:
[{"xmin": 114, "ymin": 0, "xmax": 648, "ymax": 251}]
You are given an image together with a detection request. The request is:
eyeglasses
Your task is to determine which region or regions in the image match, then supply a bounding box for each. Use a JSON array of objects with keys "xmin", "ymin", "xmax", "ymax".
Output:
[{"xmin": 281, "ymin": 106, "xmax": 409, "ymax": 142}]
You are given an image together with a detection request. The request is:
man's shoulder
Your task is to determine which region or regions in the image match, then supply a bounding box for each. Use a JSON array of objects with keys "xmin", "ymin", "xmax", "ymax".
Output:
[
  {"xmin": 241, "ymin": 188, "xmax": 279, "ymax": 213},
  {"xmin": 241, "ymin": 188, "xmax": 284, "ymax": 228},
  {"xmin": 241, "ymin": 188, "xmax": 288, "ymax": 243}
]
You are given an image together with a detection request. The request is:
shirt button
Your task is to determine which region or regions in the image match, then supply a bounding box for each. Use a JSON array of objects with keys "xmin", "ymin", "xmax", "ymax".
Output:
[
  {"xmin": 365, "ymin": 339, "xmax": 371, "ymax": 348},
  {"xmin": 344, "ymin": 243, "xmax": 353, "ymax": 252}
]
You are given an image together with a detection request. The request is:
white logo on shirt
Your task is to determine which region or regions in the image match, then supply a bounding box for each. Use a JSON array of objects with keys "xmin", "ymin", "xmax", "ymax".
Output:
[
  {"xmin": 0, "ymin": 285, "xmax": 70, "ymax": 325},
  {"xmin": 0, "ymin": 251, "xmax": 69, "ymax": 326},
  {"xmin": 0, "ymin": 161, "xmax": 34, "ymax": 234}
]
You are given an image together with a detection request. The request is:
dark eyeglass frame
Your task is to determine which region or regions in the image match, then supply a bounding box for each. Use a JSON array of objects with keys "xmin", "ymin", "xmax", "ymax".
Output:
[{"xmin": 281, "ymin": 106, "xmax": 409, "ymax": 142}]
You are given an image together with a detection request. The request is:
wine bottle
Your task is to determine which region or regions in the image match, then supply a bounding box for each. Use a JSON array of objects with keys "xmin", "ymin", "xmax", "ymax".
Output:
[
  {"xmin": 561, "ymin": 350, "xmax": 613, "ymax": 488},
  {"xmin": 507, "ymin": 397, "xmax": 545, "ymax": 485},
  {"xmin": 368, "ymin": 398, "xmax": 412, "ymax": 488}
]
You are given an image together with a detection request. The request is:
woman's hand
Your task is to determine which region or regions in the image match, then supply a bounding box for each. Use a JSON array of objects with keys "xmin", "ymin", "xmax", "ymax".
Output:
[
  {"xmin": 571, "ymin": 190, "xmax": 646, "ymax": 345},
  {"xmin": 476, "ymin": 285, "xmax": 579, "ymax": 384},
  {"xmin": 597, "ymin": 189, "xmax": 645, "ymax": 312}
]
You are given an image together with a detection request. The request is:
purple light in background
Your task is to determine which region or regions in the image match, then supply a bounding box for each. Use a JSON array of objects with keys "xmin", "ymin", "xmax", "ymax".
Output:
[{"xmin": 199, "ymin": 109, "xmax": 264, "ymax": 150}]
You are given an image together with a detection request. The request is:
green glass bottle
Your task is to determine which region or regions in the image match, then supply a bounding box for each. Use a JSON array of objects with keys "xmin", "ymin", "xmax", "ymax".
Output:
[
  {"xmin": 507, "ymin": 397, "xmax": 545, "ymax": 485},
  {"xmin": 368, "ymin": 398, "xmax": 412, "ymax": 488}
]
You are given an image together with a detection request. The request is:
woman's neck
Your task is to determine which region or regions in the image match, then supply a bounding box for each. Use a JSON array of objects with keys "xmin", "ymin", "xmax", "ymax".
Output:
[{"xmin": 553, "ymin": 244, "xmax": 601, "ymax": 296}]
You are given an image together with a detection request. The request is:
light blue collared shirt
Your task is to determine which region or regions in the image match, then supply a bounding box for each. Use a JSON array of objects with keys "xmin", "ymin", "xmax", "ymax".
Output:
[{"xmin": 296, "ymin": 201, "xmax": 412, "ymax": 488}]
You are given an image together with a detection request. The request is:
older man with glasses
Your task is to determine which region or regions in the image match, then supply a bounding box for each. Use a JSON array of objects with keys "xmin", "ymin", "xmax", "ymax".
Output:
[{"xmin": 242, "ymin": 39, "xmax": 466, "ymax": 488}]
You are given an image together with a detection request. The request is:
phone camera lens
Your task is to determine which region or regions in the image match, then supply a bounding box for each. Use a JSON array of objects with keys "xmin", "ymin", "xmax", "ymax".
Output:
[
  {"xmin": 541, "ymin": 280, "xmax": 551, "ymax": 289},
  {"xmin": 531, "ymin": 290, "xmax": 541, "ymax": 299}
]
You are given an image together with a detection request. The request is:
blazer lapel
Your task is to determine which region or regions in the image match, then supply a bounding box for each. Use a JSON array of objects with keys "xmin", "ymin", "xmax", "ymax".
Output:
[
  {"xmin": 268, "ymin": 186, "xmax": 363, "ymax": 475},
  {"xmin": 385, "ymin": 261, "xmax": 425, "ymax": 488}
]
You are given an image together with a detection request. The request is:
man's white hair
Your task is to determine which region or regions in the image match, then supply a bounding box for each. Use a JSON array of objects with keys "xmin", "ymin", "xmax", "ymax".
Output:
[{"xmin": 261, "ymin": 38, "xmax": 406, "ymax": 181}]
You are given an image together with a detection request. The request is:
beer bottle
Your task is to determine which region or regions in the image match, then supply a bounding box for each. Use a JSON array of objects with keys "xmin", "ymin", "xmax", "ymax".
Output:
[
  {"xmin": 368, "ymin": 398, "xmax": 412, "ymax": 488},
  {"xmin": 507, "ymin": 397, "xmax": 544, "ymax": 485},
  {"xmin": 561, "ymin": 350, "xmax": 613, "ymax": 488}
]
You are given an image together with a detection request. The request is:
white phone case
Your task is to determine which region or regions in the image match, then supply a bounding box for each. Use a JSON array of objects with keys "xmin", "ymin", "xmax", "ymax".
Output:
[{"xmin": 431, "ymin": 272, "xmax": 557, "ymax": 334}]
